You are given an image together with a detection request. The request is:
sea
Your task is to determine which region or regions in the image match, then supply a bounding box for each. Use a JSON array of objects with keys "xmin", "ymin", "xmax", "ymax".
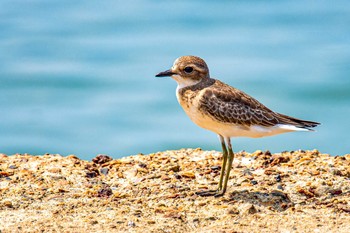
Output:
[{"xmin": 1, "ymin": 0, "xmax": 349, "ymax": 160}]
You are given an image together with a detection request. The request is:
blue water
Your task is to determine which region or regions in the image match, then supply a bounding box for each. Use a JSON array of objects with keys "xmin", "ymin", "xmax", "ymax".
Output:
[{"xmin": 1, "ymin": 1, "xmax": 349, "ymax": 160}]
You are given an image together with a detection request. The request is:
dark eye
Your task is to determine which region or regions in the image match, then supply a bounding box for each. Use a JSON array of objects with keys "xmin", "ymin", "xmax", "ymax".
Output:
[{"xmin": 184, "ymin": 67, "xmax": 193, "ymax": 73}]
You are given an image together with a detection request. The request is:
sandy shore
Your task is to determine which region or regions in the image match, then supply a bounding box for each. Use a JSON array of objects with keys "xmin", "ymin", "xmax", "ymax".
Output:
[{"xmin": 0, "ymin": 149, "xmax": 350, "ymax": 232}]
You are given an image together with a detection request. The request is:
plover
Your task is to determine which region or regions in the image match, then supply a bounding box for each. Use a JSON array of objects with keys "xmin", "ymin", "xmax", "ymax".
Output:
[{"xmin": 155, "ymin": 55, "xmax": 320, "ymax": 197}]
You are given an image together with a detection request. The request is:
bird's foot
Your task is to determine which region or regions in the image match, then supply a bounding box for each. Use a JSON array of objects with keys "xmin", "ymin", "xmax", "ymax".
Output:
[
  {"xmin": 195, "ymin": 189, "xmax": 217, "ymax": 196},
  {"xmin": 196, "ymin": 189, "xmax": 226, "ymax": 197},
  {"xmin": 213, "ymin": 190, "xmax": 225, "ymax": 197}
]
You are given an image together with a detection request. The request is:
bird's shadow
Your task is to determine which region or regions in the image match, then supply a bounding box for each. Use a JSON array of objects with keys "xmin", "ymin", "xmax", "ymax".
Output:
[{"xmin": 225, "ymin": 189, "xmax": 293, "ymax": 212}]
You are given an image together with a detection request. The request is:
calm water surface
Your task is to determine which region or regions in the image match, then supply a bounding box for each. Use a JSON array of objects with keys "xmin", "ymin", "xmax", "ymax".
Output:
[{"xmin": 1, "ymin": 1, "xmax": 349, "ymax": 159}]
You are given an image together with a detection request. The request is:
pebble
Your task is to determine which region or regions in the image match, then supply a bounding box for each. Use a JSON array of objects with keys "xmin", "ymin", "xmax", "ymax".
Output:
[
  {"xmin": 251, "ymin": 180, "xmax": 258, "ymax": 185},
  {"xmin": 275, "ymin": 174, "xmax": 281, "ymax": 182},
  {"xmin": 167, "ymin": 165, "xmax": 180, "ymax": 172},
  {"xmin": 128, "ymin": 221, "xmax": 136, "ymax": 227},
  {"xmin": 3, "ymin": 201, "xmax": 13, "ymax": 208},
  {"xmin": 92, "ymin": 154, "xmax": 112, "ymax": 164},
  {"xmin": 239, "ymin": 204, "xmax": 257, "ymax": 215},
  {"xmin": 97, "ymin": 187, "xmax": 113, "ymax": 198},
  {"xmin": 161, "ymin": 175, "xmax": 171, "ymax": 181},
  {"xmin": 86, "ymin": 171, "xmax": 98, "ymax": 178},
  {"xmin": 179, "ymin": 171, "xmax": 195, "ymax": 179},
  {"xmin": 227, "ymin": 207, "xmax": 240, "ymax": 215},
  {"xmin": 100, "ymin": 167, "xmax": 109, "ymax": 175},
  {"xmin": 138, "ymin": 162, "xmax": 147, "ymax": 168},
  {"xmin": 210, "ymin": 165, "xmax": 221, "ymax": 171},
  {"xmin": 330, "ymin": 189, "xmax": 342, "ymax": 195}
]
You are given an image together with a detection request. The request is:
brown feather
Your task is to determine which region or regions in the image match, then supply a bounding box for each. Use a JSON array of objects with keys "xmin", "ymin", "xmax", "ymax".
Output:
[{"xmin": 195, "ymin": 79, "xmax": 320, "ymax": 129}]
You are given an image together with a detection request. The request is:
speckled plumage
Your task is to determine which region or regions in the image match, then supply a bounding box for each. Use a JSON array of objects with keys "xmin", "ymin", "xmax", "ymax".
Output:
[{"xmin": 198, "ymin": 79, "xmax": 318, "ymax": 128}]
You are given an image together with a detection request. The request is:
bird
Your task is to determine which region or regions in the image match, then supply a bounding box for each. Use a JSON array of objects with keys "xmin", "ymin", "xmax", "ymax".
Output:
[{"xmin": 155, "ymin": 55, "xmax": 320, "ymax": 197}]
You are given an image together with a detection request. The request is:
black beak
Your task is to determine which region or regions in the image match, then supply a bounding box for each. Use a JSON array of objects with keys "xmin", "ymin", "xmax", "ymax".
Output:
[{"xmin": 155, "ymin": 69, "xmax": 175, "ymax": 77}]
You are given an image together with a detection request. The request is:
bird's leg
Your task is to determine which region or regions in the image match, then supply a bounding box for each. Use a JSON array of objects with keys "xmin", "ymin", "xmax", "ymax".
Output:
[
  {"xmin": 214, "ymin": 137, "xmax": 234, "ymax": 197},
  {"xmin": 217, "ymin": 135, "xmax": 228, "ymax": 191},
  {"xmin": 196, "ymin": 135, "xmax": 228, "ymax": 197}
]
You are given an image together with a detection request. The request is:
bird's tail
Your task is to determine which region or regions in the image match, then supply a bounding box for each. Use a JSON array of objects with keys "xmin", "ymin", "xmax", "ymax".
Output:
[{"xmin": 277, "ymin": 113, "xmax": 320, "ymax": 131}]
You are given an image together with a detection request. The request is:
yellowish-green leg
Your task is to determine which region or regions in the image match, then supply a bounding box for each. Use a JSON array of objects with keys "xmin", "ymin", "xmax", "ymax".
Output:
[
  {"xmin": 217, "ymin": 135, "xmax": 228, "ymax": 191},
  {"xmin": 196, "ymin": 135, "xmax": 228, "ymax": 197},
  {"xmin": 214, "ymin": 137, "xmax": 234, "ymax": 197}
]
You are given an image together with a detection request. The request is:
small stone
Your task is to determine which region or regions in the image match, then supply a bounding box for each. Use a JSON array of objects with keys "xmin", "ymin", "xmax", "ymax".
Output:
[
  {"xmin": 128, "ymin": 221, "xmax": 136, "ymax": 227},
  {"xmin": 164, "ymin": 211, "xmax": 182, "ymax": 219},
  {"xmin": 138, "ymin": 162, "xmax": 147, "ymax": 168},
  {"xmin": 132, "ymin": 177, "xmax": 145, "ymax": 184},
  {"xmin": 252, "ymin": 150, "xmax": 263, "ymax": 156},
  {"xmin": 86, "ymin": 171, "xmax": 98, "ymax": 178},
  {"xmin": 264, "ymin": 168, "xmax": 277, "ymax": 175},
  {"xmin": 48, "ymin": 168, "xmax": 61, "ymax": 173},
  {"xmin": 100, "ymin": 167, "xmax": 109, "ymax": 175},
  {"xmin": 296, "ymin": 186, "xmax": 315, "ymax": 198},
  {"xmin": 251, "ymin": 180, "xmax": 258, "ymax": 185},
  {"xmin": 132, "ymin": 209, "xmax": 142, "ymax": 216},
  {"xmin": 168, "ymin": 165, "xmax": 180, "ymax": 172},
  {"xmin": 270, "ymin": 155, "xmax": 290, "ymax": 166},
  {"xmin": 210, "ymin": 165, "xmax": 221, "ymax": 171},
  {"xmin": 161, "ymin": 175, "xmax": 171, "ymax": 180},
  {"xmin": 67, "ymin": 154, "xmax": 79, "ymax": 160},
  {"xmin": 3, "ymin": 201, "xmax": 13, "ymax": 208},
  {"xmin": 239, "ymin": 204, "xmax": 257, "ymax": 215},
  {"xmin": 330, "ymin": 189, "xmax": 342, "ymax": 195},
  {"xmin": 8, "ymin": 165, "xmax": 17, "ymax": 169},
  {"xmin": 58, "ymin": 188, "xmax": 67, "ymax": 193},
  {"xmin": 179, "ymin": 171, "xmax": 195, "ymax": 179},
  {"xmin": 227, "ymin": 207, "xmax": 239, "ymax": 215},
  {"xmin": 0, "ymin": 171, "xmax": 11, "ymax": 178},
  {"xmin": 275, "ymin": 174, "xmax": 281, "ymax": 182},
  {"xmin": 330, "ymin": 169, "xmax": 342, "ymax": 176},
  {"xmin": 174, "ymin": 173, "xmax": 182, "ymax": 179},
  {"xmin": 92, "ymin": 154, "xmax": 112, "ymax": 164},
  {"xmin": 310, "ymin": 170, "xmax": 320, "ymax": 176},
  {"xmin": 97, "ymin": 187, "xmax": 113, "ymax": 198},
  {"xmin": 264, "ymin": 150, "xmax": 272, "ymax": 156},
  {"xmin": 271, "ymin": 190, "xmax": 289, "ymax": 200}
]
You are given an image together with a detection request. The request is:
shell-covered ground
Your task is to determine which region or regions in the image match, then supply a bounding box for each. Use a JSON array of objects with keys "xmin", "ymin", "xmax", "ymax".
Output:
[{"xmin": 1, "ymin": 149, "xmax": 350, "ymax": 233}]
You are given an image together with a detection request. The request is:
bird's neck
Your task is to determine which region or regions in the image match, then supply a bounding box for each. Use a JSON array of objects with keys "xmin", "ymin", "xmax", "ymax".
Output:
[{"xmin": 176, "ymin": 77, "xmax": 215, "ymax": 95}]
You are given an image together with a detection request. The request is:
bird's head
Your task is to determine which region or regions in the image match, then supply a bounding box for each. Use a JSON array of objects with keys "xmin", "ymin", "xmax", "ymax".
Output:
[{"xmin": 156, "ymin": 56, "xmax": 210, "ymax": 88}]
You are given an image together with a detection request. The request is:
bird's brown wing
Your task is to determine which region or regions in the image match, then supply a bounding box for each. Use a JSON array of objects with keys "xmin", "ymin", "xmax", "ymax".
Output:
[{"xmin": 199, "ymin": 80, "xmax": 281, "ymax": 127}]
